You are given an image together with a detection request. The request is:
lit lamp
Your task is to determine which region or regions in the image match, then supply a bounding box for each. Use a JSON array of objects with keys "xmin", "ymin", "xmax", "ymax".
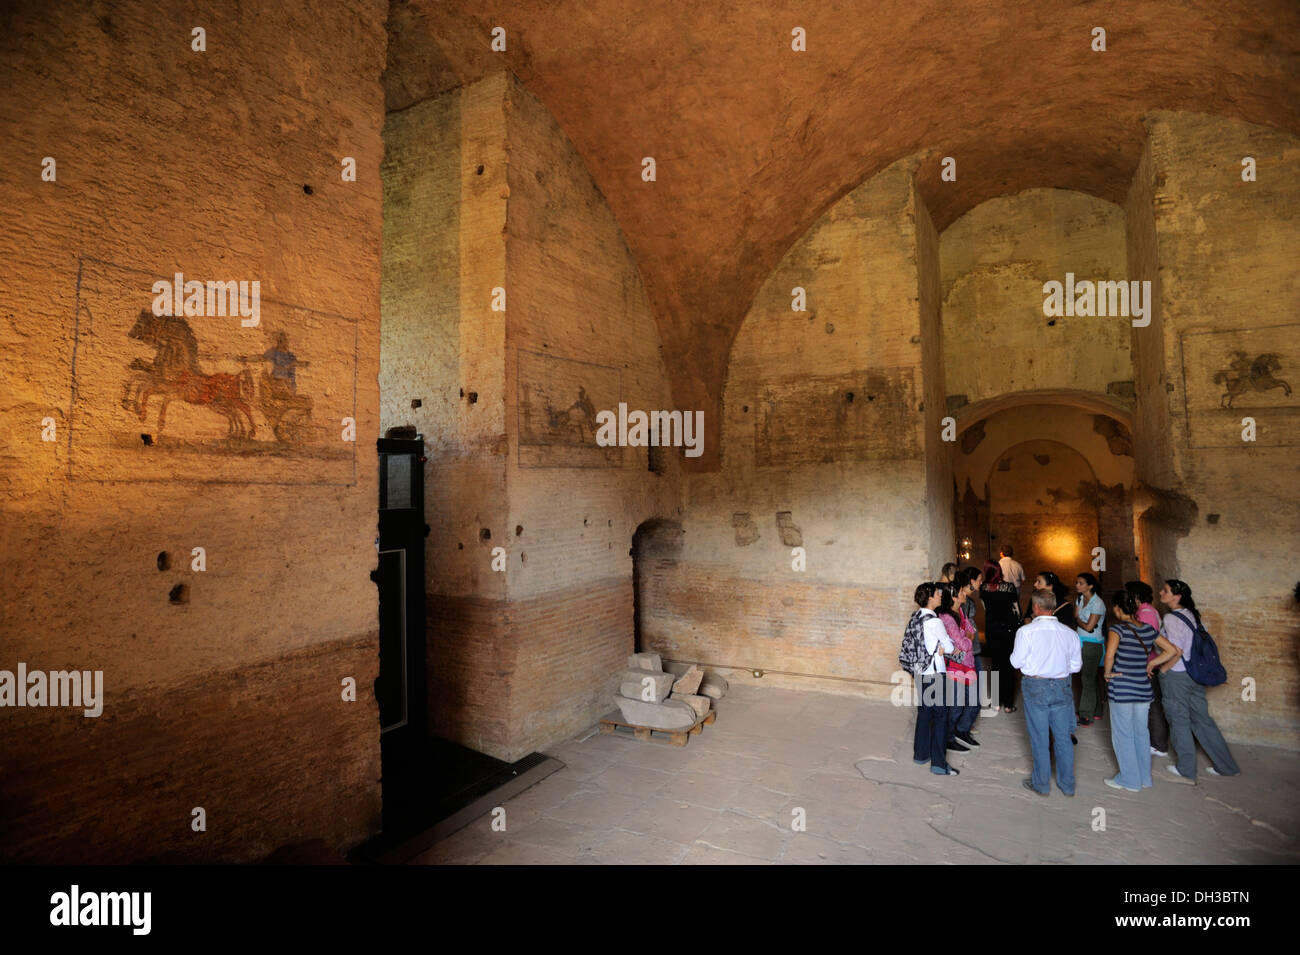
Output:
[{"xmin": 960, "ymin": 537, "xmax": 972, "ymax": 560}]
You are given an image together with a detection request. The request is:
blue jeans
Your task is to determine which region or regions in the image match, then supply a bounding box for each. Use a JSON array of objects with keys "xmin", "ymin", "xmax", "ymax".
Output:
[
  {"xmin": 1021, "ymin": 676, "xmax": 1075, "ymax": 795},
  {"xmin": 1108, "ymin": 700, "xmax": 1152, "ymax": 789},
  {"xmin": 913, "ymin": 674, "xmax": 949, "ymax": 772},
  {"xmin": 955, "ymin": 654, "xmax": 981, "ymax": 734}
]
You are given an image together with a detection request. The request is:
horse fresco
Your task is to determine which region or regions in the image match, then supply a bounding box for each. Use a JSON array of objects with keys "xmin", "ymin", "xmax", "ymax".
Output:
[
  {"xmin": 1214, "ymin": 351, "xmax": 1293, "ymax": 408},
  {"xmin": 545, "ymin": 386, "xmax": 599, "ymax": 442},
  {"xmin": 124, "ymin": 309, "xmax": 256, "ymax": 439}
]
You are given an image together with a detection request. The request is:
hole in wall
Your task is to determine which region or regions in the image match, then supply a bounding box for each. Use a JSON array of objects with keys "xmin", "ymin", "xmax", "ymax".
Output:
[
  {"xmin": 520, "ymin": 552, "xmax": 527, "ymax": 563},
  {"xmin": 457, "ymin": 542, "xmax": 464, "ymax": 550},
  {"xmin": 141, "ymin": 433, "xmax": 153, "ymax": 446},
  {"xmin": 1207, "ymin": 514, "xmax": 1220, "ymax": 524},
  {"xmin": 169, "ymin": 583, "xmax": 188, "ymax": 604},
  {"xmin": 475, "ymin": 164, "xmax": 484, "ymax": 175},
  {"xmin": 411, "ymin": 398, "xmax": 422, "ymax": 409},
  {"xmin": 302, "ymin": 184, "xmax": 313, "ymax": 195},
  {"xmin": 157, "ymin": 551, "xmax": 170, "ymax": 572},
  {"xmin": 467, "ymin": 392, "xmax": 478, "ymax": 404},
  {"xmin": 845, "ymin": 392, "xmax": 855, "ymax": 403},
  {"xmin": 515, "ymin": 525, "xmax": 523, "ymax": 536},
  {"xmin": 479, "ymin": 528, "xmax": 491, "ymax": 541}
]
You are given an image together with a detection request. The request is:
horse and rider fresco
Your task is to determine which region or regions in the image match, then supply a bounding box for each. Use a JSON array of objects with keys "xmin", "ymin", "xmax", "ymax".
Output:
[{"xmin": 121, "ymin": 309, "xmax": 314, "ymax": 445}]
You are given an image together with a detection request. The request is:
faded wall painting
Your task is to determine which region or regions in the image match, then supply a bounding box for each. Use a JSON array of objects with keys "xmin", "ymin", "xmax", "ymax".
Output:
[
  {"xmin": 754, "ymin": 368, "xmax": 920, "ymax": 466},
  {"xmin": 1182, "ymin": 325, "xmax": 1300, "ymax": 448},
  {"xmin": 68, "ymin": 258, "xmax": 357, "ymax": 484},
  {"xmin": 516, "ymin": 349, "xmax": 622, "ymax": 468}
]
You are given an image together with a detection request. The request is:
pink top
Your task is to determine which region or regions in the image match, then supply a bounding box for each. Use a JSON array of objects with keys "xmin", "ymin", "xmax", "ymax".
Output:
[
  {"xmin": 941, "ymin": 612, "xmax": 973, "ymax": 665},
  {"xmin": 1136, "ymin": 603, "xmax": 1161, "ymax": 631}
]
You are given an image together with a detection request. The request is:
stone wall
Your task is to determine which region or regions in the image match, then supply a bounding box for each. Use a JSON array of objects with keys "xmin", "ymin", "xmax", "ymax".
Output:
[
  {"xmin": 381, "ymin": 74, "xmax": 677, "ymax": 762},
  {"xmin": 645, "ymin": 160, "xmax": 950, "ymax": 697},
  {"xmin": 941, "ymin": 189, "xmax": 1131, "ymax": 412},
  {"xmin": 1131, "ymin": 112, "xmax": 1300, "ymax": 746},
  {"xmin": 0, "ymin": 0, "xmax": 388, "ymax": 861}
]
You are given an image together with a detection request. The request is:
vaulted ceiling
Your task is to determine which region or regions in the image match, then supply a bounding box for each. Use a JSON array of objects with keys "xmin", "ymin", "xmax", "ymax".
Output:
[{"xmin": 385, "ymin": 0, "xmax": 1300, "ymax": 464}]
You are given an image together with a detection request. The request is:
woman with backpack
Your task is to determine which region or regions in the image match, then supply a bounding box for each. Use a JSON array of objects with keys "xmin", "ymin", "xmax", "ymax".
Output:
[
  {"xmin": 1147, "ymin": 579, "xmax": 1241, "ymax": 782},
  {"xmin": 980, "ymin": 561, "xmax": 1021, "ymax": 713},
  {"xmin": 1101, "ymin": 590, "xmax": 1176, "ymax": 791},
  {"xmin": 905, "ymin": 582, "xmax": 959, "ymax": 776}
]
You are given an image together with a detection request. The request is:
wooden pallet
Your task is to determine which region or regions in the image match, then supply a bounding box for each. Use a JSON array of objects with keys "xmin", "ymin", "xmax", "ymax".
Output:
[{"xmin": 599, "ymin": 708, "xmax": 716, "ymax": 746}]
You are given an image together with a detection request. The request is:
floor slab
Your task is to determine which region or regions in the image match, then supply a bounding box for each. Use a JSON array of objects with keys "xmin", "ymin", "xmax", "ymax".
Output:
[{"xmin": 412, "ymin": 684, "xmax": 1300, "ymax": 865}]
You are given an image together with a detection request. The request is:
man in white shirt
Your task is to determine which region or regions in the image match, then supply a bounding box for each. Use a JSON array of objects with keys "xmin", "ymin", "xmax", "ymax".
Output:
[
  {"xmin": 1011, "ymin": 589, "xmax": 1083, "ymax": 796},
  {"xmin": 998, "ymin": 545, "xmax": 1025, "ymax": 591},
  {"xmin": 910, "ymin": 582, "xmax": 959, "ymax": 776}
]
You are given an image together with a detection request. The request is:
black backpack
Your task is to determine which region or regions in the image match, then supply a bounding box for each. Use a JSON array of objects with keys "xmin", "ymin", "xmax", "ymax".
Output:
[
  {"xmin": 899, "ymin": 609, "xmax": 937, "ymax": 675},
  {"xmin": 1172, "ymin": 610, "xmax": 1227, "ymax": 687}
]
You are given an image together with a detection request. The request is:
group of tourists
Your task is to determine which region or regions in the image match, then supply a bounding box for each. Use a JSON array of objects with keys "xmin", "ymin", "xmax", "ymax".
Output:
[{"xmin": 904, "ymin": 546, "xmax": 1241, "ymax": 793}]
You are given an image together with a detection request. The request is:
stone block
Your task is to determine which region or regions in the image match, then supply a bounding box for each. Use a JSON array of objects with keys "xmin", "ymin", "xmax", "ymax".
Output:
[
  {"xmin": 621, "ymin": 668, "xmax": 674, "ymax": 702},
  {"xmin": 672, "ymin": 665, "xmax": 704, "ymax": 695},
  {"xmin": 628, "ymin": 652, "xmax": 662, "ymax": 671},
  {"xmin": 700, "ymin": 673, "xmax": 729, "ymax": 699},
  {"xmin": 671, "ymin": 693, "xmax": 711, "ymax": 718},
  {"xmin": 613, "ymin": 696, "xmax": 697, "ymax": 730}
]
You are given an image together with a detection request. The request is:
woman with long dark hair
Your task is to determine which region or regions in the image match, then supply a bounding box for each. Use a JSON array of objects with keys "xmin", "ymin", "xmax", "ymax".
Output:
[
  {"xmin": 1102, "ymin": 589, "xmax": 1176, "ymax": 791},
  {"xmin": 937, "ymin": 580, "xmax": 979, "ymax": 749},
  {"xmin": 1148, "ymin": 580, "xmax": 1240, "ymax": 782},
  {"xmin": 1126, "ymin": 579, "xmax": 1169, "ymax": 757},
  {"xmin": 980, "ymin": 560, "xmax": 1021, "ymax": 712},
  {"xmin": 1031, "ymin": 571, "xmax": 1074, "ymax": 628},
  {"xmin": 1074, "ymin": 573, "xmax": 1106, "ymax": 726}
]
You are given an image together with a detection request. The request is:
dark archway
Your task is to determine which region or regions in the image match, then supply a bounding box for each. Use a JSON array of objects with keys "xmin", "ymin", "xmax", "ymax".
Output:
[{"xmin": 630, "ymin": 519, "xmax": 684, "ymax": 654}]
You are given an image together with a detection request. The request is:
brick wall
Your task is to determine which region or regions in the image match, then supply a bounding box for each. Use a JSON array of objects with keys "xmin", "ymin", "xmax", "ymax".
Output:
[
  {"xmin": 941, "ymin": 188, "xmax": 1131, "ymax": 410},
  {"xmin": 655, "ymin": 159, "xmax": 949, "ymax": 690},
  {"xmin": 382, "ymin": 74, "xmax": 679, "ymax": 762},
  {"xmin": 1132, "ymin": 112, "xmax": 1300, "ymax": 746},
  {"xmin": 0, "ymin": 0, "xmax": 387, "ymax": 860}
]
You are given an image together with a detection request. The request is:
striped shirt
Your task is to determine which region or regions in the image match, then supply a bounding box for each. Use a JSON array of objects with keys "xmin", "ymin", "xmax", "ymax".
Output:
[{"xmin": 1106, "ymin": 622, "xmax": 1156, "ymax": 703}]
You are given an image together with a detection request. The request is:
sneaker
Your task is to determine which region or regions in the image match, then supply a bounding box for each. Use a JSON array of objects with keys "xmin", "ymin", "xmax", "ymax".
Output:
[
  {"xmin": 932, "ymin": 766, "xmax": 960, "ymax": 776},
  {"xmin": 1150, "ymin": 746, "xmax": 1168, "ymax": 757},
  {"xmin": 946, "ymin": 740, "xmax": 970, "ymax": 753},
  {"xmin": 1165, "ymin": 764, "xmax": 1195, "ymax": 784},
  {"xmin": 1104, "ymin": 776, "xmax": 1140, "ymax": 793},
  {"xmin": 1206, "ymin": 766, "xmax": 1222, "ymax": 776},
  {"xmin": 1021, "ymin": 779, "xmax": 1048, "ymax": 797},
  {"xmin": 1077, "ymin": 716, "xmax": 1091, "ymax": 726},
  {"xmin": 956, "ymin": 732, "xmax": 980, "ymax": 747}
]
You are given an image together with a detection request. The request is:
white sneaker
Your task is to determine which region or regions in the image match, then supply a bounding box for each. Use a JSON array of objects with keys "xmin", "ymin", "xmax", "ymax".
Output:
[
  {"xmin": 1206, "ymin": 766, "xmax": 1222, "ymax": 776},
  {"xmin": 1104, "ymin": 776, "xmax": 1139, "ymax": 792},
  {"xmin": 1165, "ymin": 764, "xmax": 1195, "ymax": 784},
  {"xmin": 1149, "ymin": 746, "xmax": 1168, "ymax": 757}
]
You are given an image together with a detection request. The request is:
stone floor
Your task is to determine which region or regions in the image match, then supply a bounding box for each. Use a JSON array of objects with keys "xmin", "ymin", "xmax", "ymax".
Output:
[{"xmin": 411, "ymin": 685, "xmax": 1300, "ymax": 864}]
